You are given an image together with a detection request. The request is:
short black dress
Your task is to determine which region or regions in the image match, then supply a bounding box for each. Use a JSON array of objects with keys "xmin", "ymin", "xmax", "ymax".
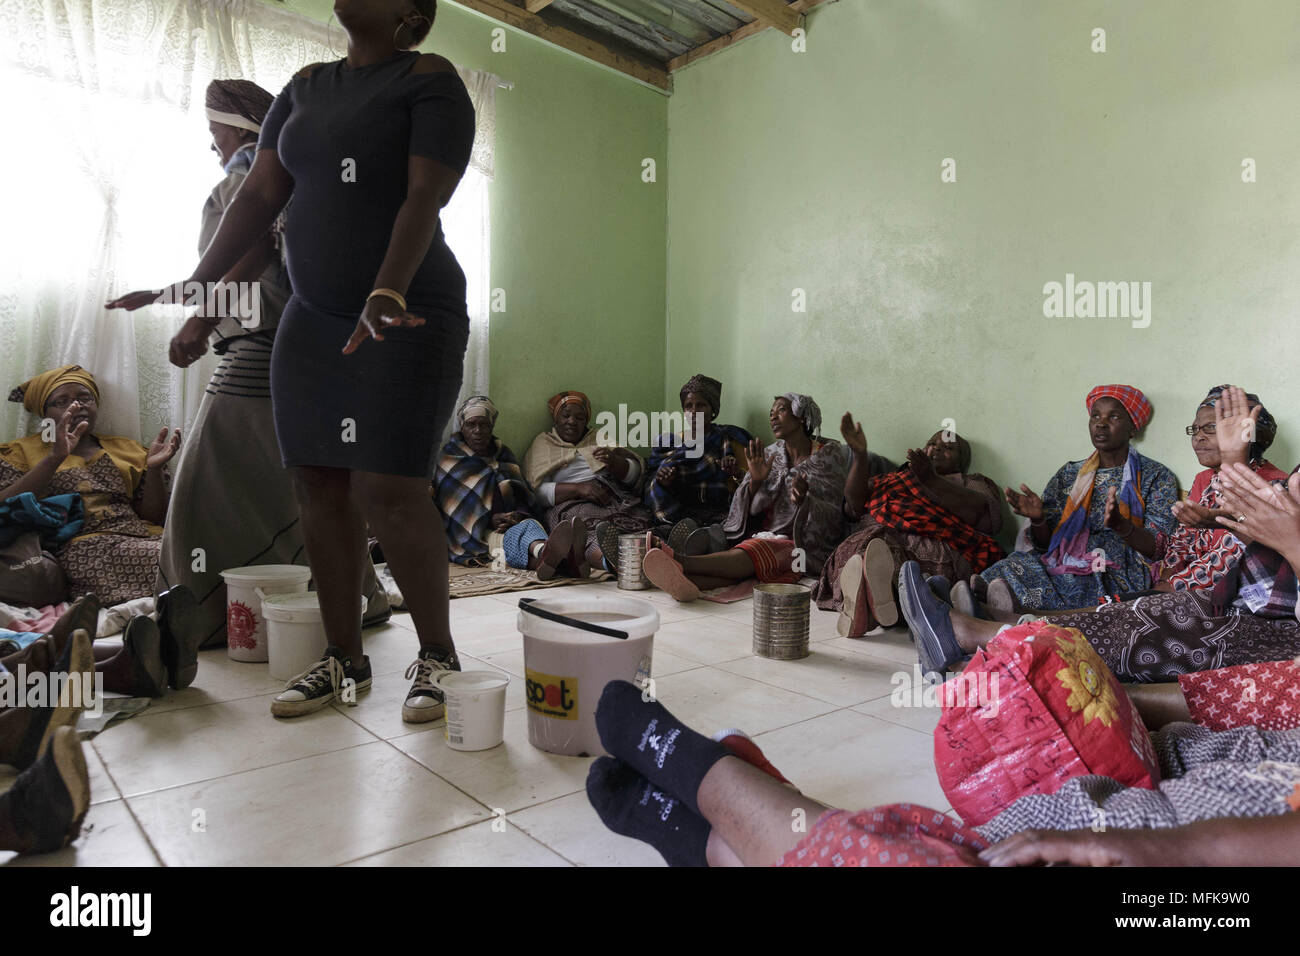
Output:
[{"xmin": 258, "ymin": 51, "xmax": 476, "ymax": 477}]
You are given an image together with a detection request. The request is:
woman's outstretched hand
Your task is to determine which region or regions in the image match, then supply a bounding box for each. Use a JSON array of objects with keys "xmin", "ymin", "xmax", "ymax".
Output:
[
  {"xmin": 106, "ymin": 280, "xmax": 191, "ymax": 312},
  {"xmin": 1217, "ymin": 462, "xmax": 1300, "ymax": 555},
  {"xmin": 1213, "ymin": 385, "xmax": 1260, "ymax": 467},
  {"xmin": 981, "ymin": 828, "xmax": 1175, "ymax": 867},
  {"xmin": 51, "ymin": 405, "xmax": 90, "ymax": 460},
  {"xmin": 747, "ymin": 438, "xmax": 771, "ymax": 485},
  {"xmin": 840, "ymin": 412, "xmax": 868, "ymax": 456},
  {"xmin": 147, "ymin": 427, "xmax": 182, "ymax": 470},
  {"xmin": 1005, "ymin": 484, "xmax": 1045, "ymax": 522},
  {"xmin": 343, "ymin": 296, "xmax": 426, "ymax": 354}
]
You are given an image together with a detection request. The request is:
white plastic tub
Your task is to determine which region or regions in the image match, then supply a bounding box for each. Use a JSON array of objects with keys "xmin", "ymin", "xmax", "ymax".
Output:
[{"xmin": 219, "ymin": 565, "xmax": 311, "ymax": 662}]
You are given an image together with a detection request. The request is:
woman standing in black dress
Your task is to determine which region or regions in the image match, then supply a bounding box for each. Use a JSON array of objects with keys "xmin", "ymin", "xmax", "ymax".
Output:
[{"xmin": 140, "ymin": 0, "xmax": 477, "ymax": 721}]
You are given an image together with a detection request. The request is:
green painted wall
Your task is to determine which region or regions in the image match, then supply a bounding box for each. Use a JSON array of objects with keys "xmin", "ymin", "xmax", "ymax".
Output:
[
  {"xmin": 665, "ymin": 0, "xmax": 1300, "ymax": 510},
  {"xmin": 282, "ymin": 0, "xmax": 668, "ymax": 456}
]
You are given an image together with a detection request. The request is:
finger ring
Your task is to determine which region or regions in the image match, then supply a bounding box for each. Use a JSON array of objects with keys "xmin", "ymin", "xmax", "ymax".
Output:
[{"xmin": 1236, "ymin": 514, "xmax": 1247, "ymax": 522}]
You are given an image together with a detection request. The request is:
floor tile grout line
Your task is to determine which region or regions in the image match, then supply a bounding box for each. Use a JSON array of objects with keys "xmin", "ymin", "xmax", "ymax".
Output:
[
  {"xmin": 90, "ymin": 739, "xmax": 166, "ymax": 867},
  {"xmin": 115, "ymin": 737, "xmax": 386, "ymax": 803},
  {"xmin": 333, "ymin": 812, "xmax": 578, "ymax": 867}
]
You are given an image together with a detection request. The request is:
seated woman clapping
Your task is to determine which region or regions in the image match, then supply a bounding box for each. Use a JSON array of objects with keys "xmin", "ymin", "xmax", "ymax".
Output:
[
  {"xmin": 815, "ymin": 414, "xmax": 1004, "ymax": 636},
  {"xmin": 1152, "ymin": 385, "xmax": 1286, "ymax": 592},
  {"xmin": 1, "ymin": 366, "xmax": 181, "ymax": 606},
  {"xmin": 434, "ymin": 396, "xmax": 587, "ymax": 580},
  {"xmin": 522, "ymin": 390, "xmax": 655, "ymax": 573},
  {"xmin": 644, "ymin": 374, "xmax": 751, "ymax": 547},
  {"xmin": 640, "ymin": 393, "xmax": 848, "ymax": 601},
  {"xmin": 976, "ymin": 385, "xmax": 1179, "ymax": 614},
  {"xmin": 896, "ymin": 455, "xmax": 1300, "ymax": 684}
]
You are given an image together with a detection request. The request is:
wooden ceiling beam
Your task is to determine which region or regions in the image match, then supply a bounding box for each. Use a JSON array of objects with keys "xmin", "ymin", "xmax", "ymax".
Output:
[
  {"xmin": 667, "ymin": 0, "xmax": 835, "ymax": 72},
  {"xmin": 452, "ymin": 0, "xmax": 671, "ymax": 90},
  {"xmin": 725, "ymin": 0, "xmax": 803, "ymax": 37},
  {"xmin": 524, "ymin": 0, "xmax": 555, "ymax": 12}
]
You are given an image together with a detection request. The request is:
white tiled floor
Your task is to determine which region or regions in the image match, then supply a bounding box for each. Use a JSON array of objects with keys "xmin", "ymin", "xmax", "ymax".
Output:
[{"xmin": 1, "ymin": 580, "xmax": 947, "ymax": 866}]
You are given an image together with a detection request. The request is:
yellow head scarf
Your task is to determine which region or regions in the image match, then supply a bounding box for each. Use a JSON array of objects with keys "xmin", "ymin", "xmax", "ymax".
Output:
[{"xmin": 8, "ymin": 365, "xmax": 101, "ymax": 416}]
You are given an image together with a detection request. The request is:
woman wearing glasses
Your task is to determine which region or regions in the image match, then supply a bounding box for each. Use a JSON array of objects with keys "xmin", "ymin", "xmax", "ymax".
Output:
[
  {"xmin": 1151, "ymin": 384, "xmax": 1287, "ymax": 593},
  {"xmin": 1, "ymin": 365, "xmax": 181, "ymax": 606}
]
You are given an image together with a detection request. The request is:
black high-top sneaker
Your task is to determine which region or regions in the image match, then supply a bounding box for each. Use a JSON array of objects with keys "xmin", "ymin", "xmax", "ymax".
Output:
[
  {"xmin": 402, "ymin": 646, "xmax": 460, "ymax": 723},
  {"xmin": 271, "ymin": 646, "xmax": 372, "ymax": 718}
]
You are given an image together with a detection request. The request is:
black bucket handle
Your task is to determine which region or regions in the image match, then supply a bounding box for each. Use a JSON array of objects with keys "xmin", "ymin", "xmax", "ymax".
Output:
[{"xmin": 517, "ymin": 597, "xmax": 628, "ymax": 640}]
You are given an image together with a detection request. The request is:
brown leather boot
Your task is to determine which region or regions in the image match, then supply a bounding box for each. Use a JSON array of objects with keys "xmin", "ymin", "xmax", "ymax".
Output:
[
  {"xmin": 96, "ymin": 617, "xmax": 166, "ymax": 698},
  {"xmin": 0, "ymin": 725, "xmax": 91, "ymax": 853},
  {"xmin": 0, "ymin": 629, "xmax": 94, "ymax": 771}
]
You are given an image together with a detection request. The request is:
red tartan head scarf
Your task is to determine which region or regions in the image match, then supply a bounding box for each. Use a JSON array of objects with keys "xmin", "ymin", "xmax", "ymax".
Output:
[{"xmin": 1086, "ymin": 384, "xmax": 1151, "ymax": 431}]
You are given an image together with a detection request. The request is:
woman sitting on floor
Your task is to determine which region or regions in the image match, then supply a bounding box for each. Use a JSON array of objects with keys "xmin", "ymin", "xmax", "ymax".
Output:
[
  {"xmin": 644, "ymin": 374, "xmax": 751, "ymax": 547},
  {"xmin": 435, "ymin": 395, "xmax": 587, "ymax": 580},
  {"xmin": 1152, "ymin": 384, "xmax": 1286, "ymax": 593},
  {"xmin": 975, "ymin": 384, "xmax": 1179, "ymax": 613},
  {"xmin": 815, "ymin": 414, "xmax": 1004, "ymax": 636},
  {"xmin": 522, "ymin": 390, "xmax": 655, "ymax": 573},
  {"xmin": 641, "ymin": 393, "xmax": 848, "ymax": 601},
  {"xmin": 897, "ymin": 454, "xmax": 1300, "ymax": 683},
  {"xmin": 1, "ymin": 366, "xmax": 181, "ymax": 607}
]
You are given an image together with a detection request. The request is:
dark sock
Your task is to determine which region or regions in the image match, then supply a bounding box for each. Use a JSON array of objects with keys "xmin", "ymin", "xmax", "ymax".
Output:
[
  {"xmin": 586, "ymin": 757, "xmax": 709, "ymax": 867},
  {"xmin": 594, "ymin": 680, "xmax": 731, "ymax": 815}
]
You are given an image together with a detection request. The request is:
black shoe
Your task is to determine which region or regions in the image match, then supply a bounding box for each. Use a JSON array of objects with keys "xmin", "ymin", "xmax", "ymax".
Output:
[
  {"xmin": 122, "ymin": 616, "xmax": 167, "ymax": 698},
  {"xmin": 402, "ymin": 647, "xmax": 460, "ymax": 723},
  {"xmin": 157, "ymin": 585, "xmax": 201, "ymax": 690},
  {"xmin": 271, "ymin": 646, "xmax": 372, "ymax": 718}
]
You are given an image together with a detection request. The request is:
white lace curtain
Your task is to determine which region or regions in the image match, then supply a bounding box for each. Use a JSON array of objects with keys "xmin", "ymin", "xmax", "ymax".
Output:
[{"xmin": 0, "ymin": 0, "xmax": 495, "ymax": 443}]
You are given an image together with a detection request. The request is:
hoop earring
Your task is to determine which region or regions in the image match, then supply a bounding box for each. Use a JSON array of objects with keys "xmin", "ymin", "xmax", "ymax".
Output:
[
  {"xmin": 326, "ymin": 13, "xmax": 347, "ymax": 58},
  {"xmin": 394, "ymin": 14, "xmax": 431, "ymax": 51}
]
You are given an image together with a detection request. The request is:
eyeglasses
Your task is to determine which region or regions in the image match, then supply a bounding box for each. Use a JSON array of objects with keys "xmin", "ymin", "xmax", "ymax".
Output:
[
  {"xmin": 46, "ymin": 393, "xmax": 97, "ymax": 411},
  {"xmin": 1186, "ymin": 423, "xmax": 1218, "ymax": 436}
]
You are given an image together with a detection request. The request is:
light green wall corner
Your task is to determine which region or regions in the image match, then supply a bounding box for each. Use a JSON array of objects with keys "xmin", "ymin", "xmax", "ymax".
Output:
[{"xmin": 666, "ymin": 0, "xmax": 1300, "ymax": 503}]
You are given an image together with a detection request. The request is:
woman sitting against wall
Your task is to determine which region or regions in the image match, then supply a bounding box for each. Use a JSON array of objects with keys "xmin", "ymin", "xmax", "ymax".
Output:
[
  {"xmin": 816, "ymin": 415, "xmax": 1004, "ymax": 636},
  {"xmin": 435, "ymin": 395, "xmax": 586, "ymax": 579},
  {"xmin": 641, "ymin": 393, "xmax": 848, "ymax": 601},
  {"xmin": 522, "ymin": 390, "xmax": 655, "ymax": 573},
  {"xmin": 1, "ymin": 366, "xmax": 181, "ymax": 606},
  {"xmin": 1152, "ymin": 385, "xmax": 1286, "ymax": 593},
  {"xmin": 644, "ymin": 374, "xmax": 751, "ymax": 549},
  {"xmin": 974, "ymin": 385, "xmax": 1179, "ymax": 614}
]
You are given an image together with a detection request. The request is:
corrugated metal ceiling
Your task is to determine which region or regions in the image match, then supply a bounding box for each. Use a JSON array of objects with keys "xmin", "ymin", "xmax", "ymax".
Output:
[{"xmin": 546, "ymin": 0, "xmax": 758, "ymax": 62}]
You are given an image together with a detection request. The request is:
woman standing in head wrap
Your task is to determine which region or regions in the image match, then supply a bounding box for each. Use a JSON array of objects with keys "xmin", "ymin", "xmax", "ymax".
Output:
[
  {"xmin": 108, "ymin": 0, "xmax": 478, "ymax": 723},
  {"xmin": 107, "ymin": 78, "xmax": 391, "ymax": 652},
  {"xmin": 644, "ymin": 374, "xmax": 751, "ymax": 547},
  {"xmin": 975, "ymin": 384, "xmax": 1179, "ymax": 614}
]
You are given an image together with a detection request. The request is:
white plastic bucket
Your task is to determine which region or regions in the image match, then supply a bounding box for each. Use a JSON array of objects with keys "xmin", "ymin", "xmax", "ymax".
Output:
[
  {"xmin": 219, "ymin": 565, "xmax": 311, "ymax": 662},
  {"xmin": 517, "ymin": 595, "xmax": 659, "ymax": 757},
  {"xmin": 436, "ymin": 670, "xmax": 510, "ymax": 751},
  {"xmin": 262, "ymin": 592, "xmax": 368, "ymax": 680}
]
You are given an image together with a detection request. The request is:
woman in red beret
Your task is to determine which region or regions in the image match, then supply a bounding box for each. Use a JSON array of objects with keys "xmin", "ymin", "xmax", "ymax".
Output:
[{"xmin": 971, "ymin": 385, "xmax": 1179, "ymax": 616}]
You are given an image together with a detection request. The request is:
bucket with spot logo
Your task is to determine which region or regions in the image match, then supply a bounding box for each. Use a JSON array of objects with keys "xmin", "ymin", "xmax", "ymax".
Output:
[{"xmin": 517, "ymin": 594, "xmax": 658, "ymax": 756}]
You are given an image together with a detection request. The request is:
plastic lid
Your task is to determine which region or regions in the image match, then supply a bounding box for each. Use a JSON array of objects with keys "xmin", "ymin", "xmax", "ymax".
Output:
[
  {"xmin": 436, "ymin": 670, "xmax": 509, "ymax": 692},
  {"xmin": 260, "ymin": 592, "xmax": 324, "ymax": 624},
  {"xmin": 220, "ymin": 564, "xmax": 312, "ymax": 585}
]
